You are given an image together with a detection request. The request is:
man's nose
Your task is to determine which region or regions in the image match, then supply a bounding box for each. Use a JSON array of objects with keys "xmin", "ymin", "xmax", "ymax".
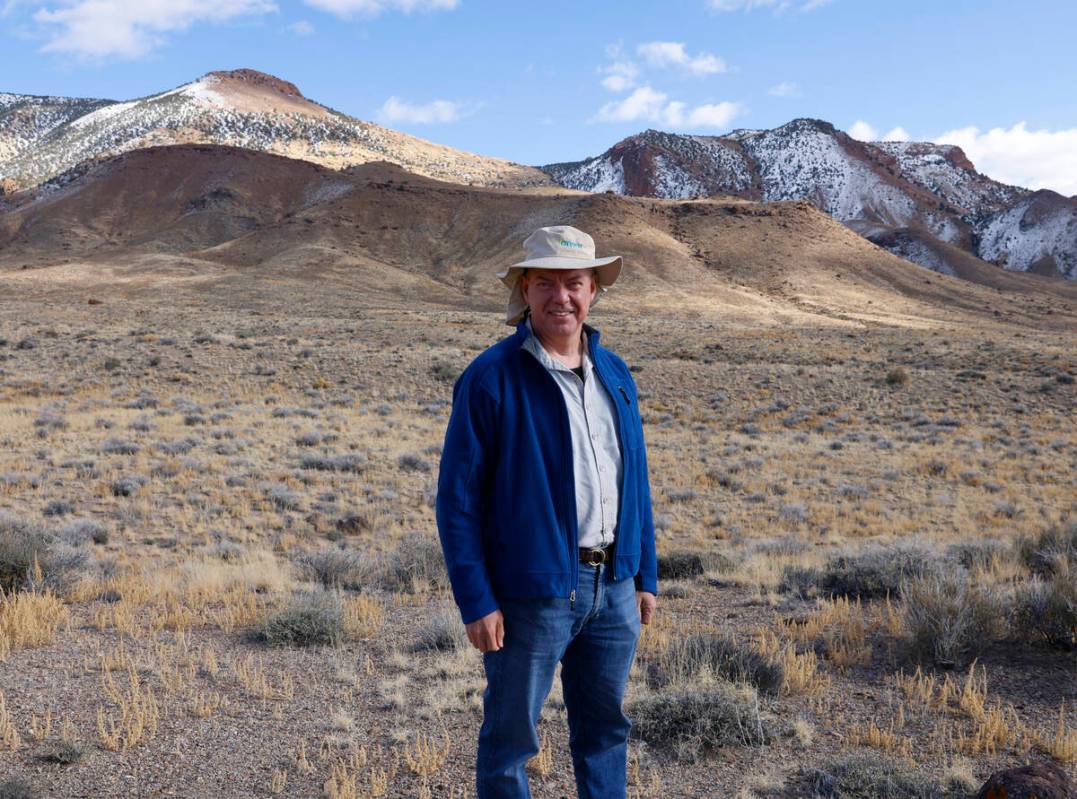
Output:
[{"xmin": 552, "ymin": 282, "xmax": 571, "ymax": 302}]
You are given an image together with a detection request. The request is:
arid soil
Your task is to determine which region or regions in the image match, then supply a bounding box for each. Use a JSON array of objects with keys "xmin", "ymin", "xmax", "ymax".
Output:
[{"xmin": 0, "ymin": 151, "xmax": 1074, "ymax": 797}]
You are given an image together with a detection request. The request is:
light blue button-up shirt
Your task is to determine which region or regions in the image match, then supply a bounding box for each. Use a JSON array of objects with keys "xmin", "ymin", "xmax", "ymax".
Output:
[{"xmin": 522, "ymin": 319, "xmax": 623, "ymax": 549}]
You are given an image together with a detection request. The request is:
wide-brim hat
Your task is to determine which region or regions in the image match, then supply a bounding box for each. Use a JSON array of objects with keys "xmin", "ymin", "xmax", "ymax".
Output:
[{"xmin": 496, "ymin": 225, "xmax": 622, "ymax": 325}]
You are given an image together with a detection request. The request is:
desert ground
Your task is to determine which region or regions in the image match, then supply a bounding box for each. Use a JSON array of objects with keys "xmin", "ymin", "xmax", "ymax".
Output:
[{"xmin": 0, "ymin": 159, "xmax": 1075, "ymax": 797}]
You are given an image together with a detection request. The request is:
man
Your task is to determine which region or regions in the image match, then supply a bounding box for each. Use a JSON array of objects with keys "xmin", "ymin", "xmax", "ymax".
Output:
[{"xmin": 436, "ymin": 225, "xmax": 658, "ymax": 799}]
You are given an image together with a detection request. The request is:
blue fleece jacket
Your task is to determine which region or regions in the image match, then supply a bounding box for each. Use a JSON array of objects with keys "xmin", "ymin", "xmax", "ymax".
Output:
[{"xmin": 436, "ymin": 321, "xmax": 658, "ymax": 624}]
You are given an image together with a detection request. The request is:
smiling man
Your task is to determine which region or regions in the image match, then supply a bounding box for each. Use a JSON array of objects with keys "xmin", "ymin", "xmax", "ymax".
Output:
[{"xmin": 436, "ymin": 225, "xmax": 658, "ymax": 799}]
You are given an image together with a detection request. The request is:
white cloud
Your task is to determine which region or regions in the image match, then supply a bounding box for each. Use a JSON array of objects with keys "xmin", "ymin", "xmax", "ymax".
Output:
[
  {"xmin": 848, "ymin": 120, "xmax": 878, "ymax": 141},
  {"xmin": 592, "ymin": 85, "xmax": 741, "ymax": 130},
  {"xmin": 32, "ymin": 0, "xmax": 276, "ymax": 58},
  {"xmin": 768, "ymin": 81, "xmax": 799, "ymax": 97},
  {"xmin": 376, "ymin": 96, "xmax": 475, "ymax": 124},
  {"xmin": 637, "ymin": 41, "xmax": 727, "ymax": 76},
  {"xmin": 937, "ymin": 122, "xmax": 1077, "ymax": 195},
  {"xmin": 601, "ymin": 74, "xmax": 635, "ymax": 92},
  {"xmin": 593, "ymin": 86, "xmax": 669, "ymax": 124},
  {"xmin": 303, "ymin": 0, "xmax": 456, "ymax": 18},
  {"xmin": 287, "ymin": 19, "xmax": 314, "ymax": 35},
  {"xmin": 599, "ymin": 54, "xmax": 639, "ymax": 93},
  {"xmin": 671, "ymin": 101, "xmax": 741, "ymax": 128},
  {"xmin": 882, "ymin": 126, "xmax": 909, "ymax": 142}
]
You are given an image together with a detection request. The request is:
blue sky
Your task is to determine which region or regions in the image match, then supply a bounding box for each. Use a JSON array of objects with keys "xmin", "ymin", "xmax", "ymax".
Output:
[{"xmin": 3, "ymin": 0, "xmax": 1076, "ymax": 193}]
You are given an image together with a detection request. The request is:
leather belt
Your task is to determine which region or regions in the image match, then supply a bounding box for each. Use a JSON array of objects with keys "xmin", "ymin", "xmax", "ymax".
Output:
[{"xmin": 578, "ymin": 545, "xmax": 613, "ymax": 566}]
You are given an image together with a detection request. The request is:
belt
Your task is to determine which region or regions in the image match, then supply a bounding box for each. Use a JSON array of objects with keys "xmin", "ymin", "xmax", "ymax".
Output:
[{"xmin": 578, "ymin": 545, "xmax": 614, "ymax": 566}]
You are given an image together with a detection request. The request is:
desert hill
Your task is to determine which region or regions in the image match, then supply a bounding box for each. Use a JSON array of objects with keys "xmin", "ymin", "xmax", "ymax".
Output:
[
  {"xmin": 0, "ymin": 69, "xmax": 552, "ymax": 192},
  {"xmin": 2, "ymin": 143, "xmax": 1074, "ymax": 330}
]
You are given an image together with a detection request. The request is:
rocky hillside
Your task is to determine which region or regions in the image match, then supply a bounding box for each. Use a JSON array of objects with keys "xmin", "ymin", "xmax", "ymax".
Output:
[
  {"xmin": 0, "ymin": 69, "xmax": 552, "ymax": 192},
  {"xmin": 543, "ymin": 120, "xmax": 1076, "ymax": 281},
  {"xmin": 2, "ymin": 143, "xmax": 1073, "ymax": 330}
]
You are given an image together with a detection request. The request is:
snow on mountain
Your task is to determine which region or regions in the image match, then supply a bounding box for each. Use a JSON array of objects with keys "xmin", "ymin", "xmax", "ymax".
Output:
[
  {"xmin": 736, "ymin": 119, "xmax": 917, "ymax": 225},
  {"xmin": 976, "ymin": 191, "xmax": 1077, "ymax": 279},
  {"xmin": 541, "ymin": 119, "xmax": 1076, "ymax": 282},
  {"xmin": 872, "ymin": 141, "xmax": 1022, "ymax": 216},
  {"xmin": 0, "ymin": 92, "xmax": 112, "ymax": 165},
  {"xmin": 0, "ymin": 69, "xmax": 550, "ymax": 192},
  {"xmin": 545, "ymin": 128, "xmax": 753, "ymax": 199}
]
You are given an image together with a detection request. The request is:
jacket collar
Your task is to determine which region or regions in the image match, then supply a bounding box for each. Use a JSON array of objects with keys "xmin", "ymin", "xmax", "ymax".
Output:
[{"xmin": 512, "ymin": 318, "xmax": 602, "ymax": 354}]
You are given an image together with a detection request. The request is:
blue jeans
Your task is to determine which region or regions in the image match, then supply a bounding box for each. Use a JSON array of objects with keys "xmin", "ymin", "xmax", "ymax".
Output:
[{"xmin": 476, "ymin": 563, "xmax": 641, "ymax": 799}]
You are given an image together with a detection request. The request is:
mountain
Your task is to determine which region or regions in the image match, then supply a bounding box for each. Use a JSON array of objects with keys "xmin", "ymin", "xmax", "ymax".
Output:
[
  {"xmin": 2, "ymin": 143, "xmax": 1073, "ymax": 330},
  {"xmin": 0, "ymin": 69, "xmax": 552, "ymax": 192},
  {"xmin": 542, "ymin": 120, "xmax": 1077, "ymax": 281}
]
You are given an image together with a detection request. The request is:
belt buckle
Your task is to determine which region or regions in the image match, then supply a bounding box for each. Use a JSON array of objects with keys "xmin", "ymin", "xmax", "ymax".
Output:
[{"xmin": 583, "ymin": 547, "xmax": 606, "ymax": 566}]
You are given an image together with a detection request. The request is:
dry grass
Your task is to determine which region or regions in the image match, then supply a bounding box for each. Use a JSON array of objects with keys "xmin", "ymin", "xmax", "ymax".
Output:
[{"xmin": 0, "ymin": 285, "xmax": 1072, "ymax": 796}]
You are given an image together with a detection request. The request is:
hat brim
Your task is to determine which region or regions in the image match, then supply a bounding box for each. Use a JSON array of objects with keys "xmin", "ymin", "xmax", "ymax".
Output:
[
  {"xmin": 497, "ymin": 254, "xmax": 622, "ymax": 288},
  {"xmin": 500, "ymin": 255, "xmax": 622, "ymax": 326}
]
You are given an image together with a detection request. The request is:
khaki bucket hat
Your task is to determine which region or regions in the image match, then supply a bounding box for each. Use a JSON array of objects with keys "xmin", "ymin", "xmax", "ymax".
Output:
[{"xmin": 497, "ymin": 225, "xmax": 623, "ymax": 325}]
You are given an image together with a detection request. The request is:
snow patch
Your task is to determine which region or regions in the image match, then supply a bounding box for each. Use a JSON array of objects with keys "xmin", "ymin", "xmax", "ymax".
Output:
[{"xmin": 977, "ymin": 198, "xmax": 1077, "ymax": 278}]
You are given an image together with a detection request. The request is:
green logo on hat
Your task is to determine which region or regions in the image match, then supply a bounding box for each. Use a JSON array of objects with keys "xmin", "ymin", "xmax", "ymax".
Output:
[{"xmin": 560, "ymin": 239, "xmax": 584, "ymax": 249}]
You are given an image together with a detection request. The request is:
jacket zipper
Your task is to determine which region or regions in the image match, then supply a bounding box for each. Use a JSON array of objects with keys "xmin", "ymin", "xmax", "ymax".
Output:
[
  {"xmin": 592, "ymin": 352, "xmax": 627, "ymax": 583},
  {"xmin": 525, "ymin": 347, "xmax": 580, "ymax": 601}
]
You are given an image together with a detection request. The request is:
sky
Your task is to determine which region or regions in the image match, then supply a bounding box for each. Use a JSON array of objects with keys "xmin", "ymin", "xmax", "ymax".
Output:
[{"xmin": 2, "ymin": 0, "xmax": 1076, "ymax": 195}]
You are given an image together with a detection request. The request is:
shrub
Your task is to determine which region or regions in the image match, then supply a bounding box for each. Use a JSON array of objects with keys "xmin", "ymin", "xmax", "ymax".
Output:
[
  {"xmin": 807, "ymin": 751, "xmax": 940, "ymax": 798},
  {"xmin": 397, "ymin": 454, "xmax": 433, "ymax": 473},
  {"xmin": 884, "ymin": 368, "xmax": 908, "ymax": 386},
  {"xmin": 430, "ymin": 362, "xmax": 459, "ymax": 382},
  {"xmin": 258, "ymin": 591, "xmax": 344, "ymax": 647},
  {"xmin": 43, "ymin": 500, "xmax": 74, "ymax": 517},
  {"xmin": 374, "ymin": 532, "xmax": 448, "ymax": 593},
  {"xmin": 629, "ymin": 684, "xmax": 767, "ymax": 761},
  {"xmin": 38, "ymin": 737, "xmax": 85, "ymax": 764},
  {"xmin": 0, "ymin": 512, "xmax": 51, "ymax": 592},
  {"xmin": 413, "ymin": 606, "xmax": 468, "ymax": 652},
  {"xmin": 1017, "ymin": 521, "xmax": 1077, "ymax": 577},
  {"xmin": 779, "ymin": 565, "xmax": 822, "ymax": 598},
  {"xmin": 901, "ymin": 569, "xmax": 1007, "ymax": 667},
  {"xmin": 1013, "ymin": 570, "xmax": 1076, "ymax": 649},
  {"xmin": 263, "ymin": 483, "xmax": 301, "ymax": 511},
  {"xmin": 296, "ymin": 548, "xmax": 366, "ymax": 590},
  {"xmin": 813, "ymin": 543, "xmax": 938, "ymax": 600},
  {"xmin": 300, "ymin": 453, "xmax": 365, "ymax": 473},
  {"xmin": 33, "ymin": 411, "xmax": 67, "ymax": 433},
  {"xmin": 156, "ymin": 438, "xmax": 198, "ymax": 456},
  {"xmin": 59, "ymin": 519, "xmax": 108, "ymax": 546},
  {"xmin": 110, "ymin": 475, "xmax": 148, "ymax": 497},
  {"xmin": 947, "ymin": 538, "xmax": 1009, "ymax": 572},
  {"xmin": 335, "ymin": 513, "xmax": 370, "ymax": 535},
  {"xmin": 656, "ymin": 551, "xmax": 707, "ymax": 580},
  {"xmin": 0, "ymin": 514, "xmax": 87, "ymax": 595},
  {"xmin": 645, "ymin": 634, "xmax": 783, "ymax": 695},
  {"xmin": 0, "ymin": 779, "xmax": 39, "ymax": 799},
  {"xmin": 99, "ymin": 437, "xmax": 141, "ymax": 455}
]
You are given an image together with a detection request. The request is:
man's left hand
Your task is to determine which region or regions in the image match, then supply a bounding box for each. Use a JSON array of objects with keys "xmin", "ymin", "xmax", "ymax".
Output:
[{"xmin": 635, "ymin": 591, "xmax": 656, "ymax": 625}]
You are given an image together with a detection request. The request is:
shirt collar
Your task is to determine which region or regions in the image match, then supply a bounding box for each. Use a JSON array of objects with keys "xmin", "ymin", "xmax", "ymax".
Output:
[{"xmin": 524, "ymin": 317, "xmax": 592, "ymax": 375}]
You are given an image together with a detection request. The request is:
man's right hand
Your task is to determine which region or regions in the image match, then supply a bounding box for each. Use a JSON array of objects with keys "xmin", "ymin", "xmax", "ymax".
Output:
[{"xmin": 465, "ymin": 609, "xmax": 504, "ymax": 652}]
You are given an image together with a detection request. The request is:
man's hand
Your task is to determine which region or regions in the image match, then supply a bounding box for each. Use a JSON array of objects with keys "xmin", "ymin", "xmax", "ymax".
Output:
[
  {"xmin": 636, "ymin": 591, "xmax": 656, "ymax": 625},
  {"xmin": 465, "ymin": 609, "xmax": 504, "ymax": 652}
]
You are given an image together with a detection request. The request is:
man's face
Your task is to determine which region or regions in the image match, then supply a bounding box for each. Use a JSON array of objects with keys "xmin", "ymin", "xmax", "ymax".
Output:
[{"xmin": 520, "ymin": 268, "xmax": 598, "ymax": 343}]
